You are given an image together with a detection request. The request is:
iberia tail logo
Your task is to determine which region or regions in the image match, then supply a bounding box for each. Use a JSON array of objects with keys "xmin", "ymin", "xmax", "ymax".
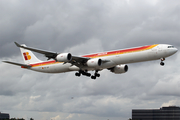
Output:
[{"xmin": 23, "ymin": 52, "xmax": 31, "ymax": 60}]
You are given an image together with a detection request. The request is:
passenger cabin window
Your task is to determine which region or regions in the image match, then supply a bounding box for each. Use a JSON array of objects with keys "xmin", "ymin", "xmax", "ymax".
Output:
[{"xmin": 168, "ymin": 46, "xmax": 174, "ymax": 48}]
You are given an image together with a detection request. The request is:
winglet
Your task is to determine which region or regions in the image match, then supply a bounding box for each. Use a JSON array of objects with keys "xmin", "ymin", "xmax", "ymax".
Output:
[{"xmin": 14, "ymin": 42, "xmax": 21, "ymax": 47}]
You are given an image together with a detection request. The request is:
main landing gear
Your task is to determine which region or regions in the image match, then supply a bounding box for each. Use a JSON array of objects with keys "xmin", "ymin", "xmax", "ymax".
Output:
[
  {"xmin": 75, "ymin": 70, "xmax": 91, "ymax": 77},
  {"xmin": 91, "ymin": 70, "xmax": 100, "ymax": 79},
  {"xmin": 160, "ymin": 58, "xmax": 165, "ymax": 66},
  {"xmin": 75, "ymin": 70, "xmax": 100, "ymax": 79}
]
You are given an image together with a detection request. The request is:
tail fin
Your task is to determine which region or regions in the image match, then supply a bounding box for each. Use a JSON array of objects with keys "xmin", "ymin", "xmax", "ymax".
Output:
[{"xmin": 20, "ymin": 44, "xmax": 42, "ymax": 64}]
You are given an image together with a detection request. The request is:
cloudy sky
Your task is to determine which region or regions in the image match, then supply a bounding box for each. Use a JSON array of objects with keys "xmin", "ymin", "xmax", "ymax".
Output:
[{"xmin": 1, "ymin": 0, "xmax": 180, "ymax": 120}]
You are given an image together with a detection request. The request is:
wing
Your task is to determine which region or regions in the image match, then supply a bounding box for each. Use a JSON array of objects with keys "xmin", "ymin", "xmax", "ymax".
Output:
[
  {"xmin": 3, "ymin": 61, "xmax": 31, "ymax": 68},
  {"xmin": 15, "ymin": 42, "xmax": 58, "ymax": 60},
  {"xmin": 15, "ymin": 42, "xmax": 91, "ymax": 67},
  {"xmin": 70, "ymin": 56, "xmax": 90, "ymax": 67}
]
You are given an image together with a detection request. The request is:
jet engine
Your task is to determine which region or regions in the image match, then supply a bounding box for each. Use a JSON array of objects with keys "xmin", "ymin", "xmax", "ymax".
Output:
[
  {"xmin": 56, "ymin": 53, "xmax": 72, "ymax": 62},
  {"xmin": 86, "ymin": 58, "xmax": 102, "ymax": 67},
  {"xmin": 109, "ymin": 64, "xmax": 128, "ymax": 74}
]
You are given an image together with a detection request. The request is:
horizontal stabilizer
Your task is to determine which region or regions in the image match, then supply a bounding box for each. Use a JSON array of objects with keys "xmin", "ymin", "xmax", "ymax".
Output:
[{"xmin": 3, "ymin": 61, "xmax": 31, "ymax": 68}]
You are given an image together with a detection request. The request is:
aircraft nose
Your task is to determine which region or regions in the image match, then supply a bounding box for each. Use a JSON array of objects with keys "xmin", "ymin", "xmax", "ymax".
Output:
[
  {"xmin": 170, "ymin": 47, "xmax": 178, "ymax": 55},
  {"xmin": 166, "ymin": 46, "xmax": 178, "ymax": 56},
  {"xmin": 174, "ymin": 47, "xmax": 178, "ymax": 53}
]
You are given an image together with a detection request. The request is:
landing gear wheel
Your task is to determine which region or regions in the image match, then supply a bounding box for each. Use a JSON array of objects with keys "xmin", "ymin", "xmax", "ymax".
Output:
[
  {"xmin": 75, "ymin": 72, "xmax": 81, "ymax": 76},
  {"xmin": 160, "ymin": 62, "xmax": 165, "ymax": 66},
  {"xmin": 95, "ymin": 73, "xmax": 100, "ymax": 77},
  {"xmin": 93, "ymin": 70, "xmax": 100, "ymax": 78},
  {"xmin": 91, "ymin": 76, "xmax": 96, "ymax": 79},
  {"xmin": 86, "ymin": 73, "xmax": 91, "ymax": 77}
]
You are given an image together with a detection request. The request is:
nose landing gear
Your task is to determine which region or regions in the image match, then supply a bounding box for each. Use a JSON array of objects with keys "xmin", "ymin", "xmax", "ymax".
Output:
[{"xmin": 160, "ymin": 58, "xmax": 165, "ymax": 66}]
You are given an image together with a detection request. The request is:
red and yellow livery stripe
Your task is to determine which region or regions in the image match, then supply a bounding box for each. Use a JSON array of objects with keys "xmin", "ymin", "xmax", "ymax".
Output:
[
  {"xmin": 30, "ymin": 60, "xmax": 58, "ymax": 67},
  {"xmin": 29, "ymin": 44, "xmax": 158, "ymax": 67},
  {"xmin": 83, "ymin": 44, "xmax": 158, "ymax": 58}
]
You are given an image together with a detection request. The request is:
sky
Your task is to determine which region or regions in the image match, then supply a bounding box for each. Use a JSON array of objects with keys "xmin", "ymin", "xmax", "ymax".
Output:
[{"xmin": 0, "ymin": 0, "xmax": 180, "ymax": 120}]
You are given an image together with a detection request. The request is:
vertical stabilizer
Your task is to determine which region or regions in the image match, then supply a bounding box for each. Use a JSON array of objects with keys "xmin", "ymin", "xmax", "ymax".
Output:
[{"xmin": 20, "ymin": 44, "xmax": 42, "ymax": 64}]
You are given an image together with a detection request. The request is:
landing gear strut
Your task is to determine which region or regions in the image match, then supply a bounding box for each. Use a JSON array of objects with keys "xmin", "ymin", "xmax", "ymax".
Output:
[
  {"xmin": 91, "ymin": 70, "xmax": 100, "ymax": 80},
  {"xmin": 160, "ymin": 58, "xmax": 165, "ymax": 66},
  {"xmin": 82, "ymin": 70, "xmax": 91, "ymax": 77}
]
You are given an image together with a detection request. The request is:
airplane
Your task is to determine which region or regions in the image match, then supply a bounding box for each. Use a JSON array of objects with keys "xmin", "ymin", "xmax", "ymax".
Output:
[{"xmin": 3, "ymin": 42, "xmax": 178, "ymax": 79}]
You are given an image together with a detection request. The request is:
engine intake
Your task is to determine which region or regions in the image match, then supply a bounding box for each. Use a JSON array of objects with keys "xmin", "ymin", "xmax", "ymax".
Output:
[
  {"xmin": 56, "ymin": 53, "xmax": 72, "ymax": 62},
  {"xmin": 109, "ymin": 64, "xmax": 128, "ymax": 74}
]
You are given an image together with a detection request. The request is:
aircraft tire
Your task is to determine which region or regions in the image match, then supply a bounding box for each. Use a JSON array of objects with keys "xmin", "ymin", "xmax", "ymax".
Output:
[
  {"xmin": 95, "ymin": 73, "xmax": 100, "ymax": 77},
  {"xmin": 160, "ymin": 62, "xmax": 165, "ymax": 66},
  {"xmin": 91, "ymin": 76, "xmax": 96, "ymax": 79},
  {"xmin": 75, "ymin": 72, "xmax": 81, "ymax": 76},
  {"xmin": 86, "ymin": 73, "xmax": 91, "ymax": 77}
]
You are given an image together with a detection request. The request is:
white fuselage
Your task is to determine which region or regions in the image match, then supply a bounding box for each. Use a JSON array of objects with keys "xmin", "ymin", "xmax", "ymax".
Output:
[{"xmin": 28, "ymin": 44, "xmax": 178, "ymax": 73}]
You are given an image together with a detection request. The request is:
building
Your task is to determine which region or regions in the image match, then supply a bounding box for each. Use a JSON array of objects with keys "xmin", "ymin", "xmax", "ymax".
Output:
[
  {"xmin": 132, "ymin": 106, "xmax": 180, "ymax": 120},
  {"xmin": 0, "ymin": 112, "xmax": 10, "ymax": 120}
]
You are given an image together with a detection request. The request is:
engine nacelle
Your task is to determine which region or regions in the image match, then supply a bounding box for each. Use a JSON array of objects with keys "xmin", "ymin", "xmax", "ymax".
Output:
[
  {"xmin": 56, "ymin": 53, "xmax": 72, "ymax": 62},
  {"xmin": 110, "ymin": 64, "xmax": 128, "ymax": 74},
  {"xmin": 86, "ymin": 58, "xmax": 102, "ymax": 67}
]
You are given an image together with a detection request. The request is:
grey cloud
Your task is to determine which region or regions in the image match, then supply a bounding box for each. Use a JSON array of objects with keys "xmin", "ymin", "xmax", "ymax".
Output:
[{"xmin": 1, "ymin": 0, "xmax": 180, "ymax": 120}]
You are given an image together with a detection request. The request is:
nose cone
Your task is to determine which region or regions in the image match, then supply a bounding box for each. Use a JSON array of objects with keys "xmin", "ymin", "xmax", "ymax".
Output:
[
  {"xmin": 175, "ymin": 48, "xmax": 178, "ymax": 53},
  {"xmin": 170, "ymin": 47, "xmax": 178, "ymax": 55},
  {"xmin": 165, "ymin": 45, "xmax": 178, "ymax": 57},
  {"xmin": 173, "ymin": 47, "xmax": 178, "ymax": 54}
]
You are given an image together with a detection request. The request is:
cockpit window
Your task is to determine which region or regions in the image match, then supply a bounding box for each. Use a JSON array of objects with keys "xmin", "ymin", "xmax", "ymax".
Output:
[{"xmin": 168, "ymin": 46, "xmax": 175, "ymax": 48}]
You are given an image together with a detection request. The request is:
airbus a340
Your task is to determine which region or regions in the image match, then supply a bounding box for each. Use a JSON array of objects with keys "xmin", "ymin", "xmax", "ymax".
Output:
[{"xmin": 3, "ymin": 42, "xmax": 178, "ymax": 79}]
